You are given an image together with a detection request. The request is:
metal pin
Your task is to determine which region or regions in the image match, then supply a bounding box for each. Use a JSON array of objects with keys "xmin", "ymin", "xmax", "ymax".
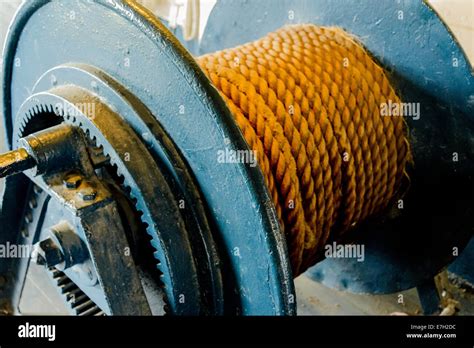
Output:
[{"xmin": 0, "ymin": 148, "xmax": 36, "ymax": 178}]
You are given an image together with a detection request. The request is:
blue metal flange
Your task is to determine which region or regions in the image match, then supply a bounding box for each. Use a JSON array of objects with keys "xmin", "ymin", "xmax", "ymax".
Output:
[
  {"xmin": 0, "ymin": 0, "xmax": 294, "ymax": 314},
  {"xmin": 198, "ymin": 0, "xmax": 474, "ymax": 294}
]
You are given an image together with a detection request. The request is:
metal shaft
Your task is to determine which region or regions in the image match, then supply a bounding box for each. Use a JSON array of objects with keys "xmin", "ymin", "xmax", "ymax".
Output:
[{"xmin": 0, "ymin": 148, "xmax": 36, "ymax": 178}]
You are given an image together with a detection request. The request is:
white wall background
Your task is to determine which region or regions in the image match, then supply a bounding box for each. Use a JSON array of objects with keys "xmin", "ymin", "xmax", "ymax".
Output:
[{"xmin": 429, "ymin": 0, "xmax": 474, "ymax": 63}]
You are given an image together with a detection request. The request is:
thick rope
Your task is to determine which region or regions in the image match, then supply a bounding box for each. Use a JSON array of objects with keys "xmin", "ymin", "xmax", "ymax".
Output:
[{"xmin": 197, "ymin": 24, "xmax": 411, "ymax": 276}]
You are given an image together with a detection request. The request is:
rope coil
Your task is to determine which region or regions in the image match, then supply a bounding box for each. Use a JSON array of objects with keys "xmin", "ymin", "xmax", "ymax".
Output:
[{"xmin": 198, "ymin": 24, "xmax": 411, "ymax": 276}]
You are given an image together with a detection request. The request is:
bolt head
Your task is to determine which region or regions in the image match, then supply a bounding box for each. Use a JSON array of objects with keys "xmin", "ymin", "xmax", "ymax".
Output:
[
  {"xmin": 78, "ymin": 187, "xmax": 97, "ymax": 201},
  {"xmin": 32, "ymin": 252, "xmax": 46, "ymax": 266},
  {"xmin": 33, "ymin": 238, "xmax": 64, "ymax": 267},
  {"xmin": 64, "ymin": 174, "xmax": 82, "ymax": 189}
]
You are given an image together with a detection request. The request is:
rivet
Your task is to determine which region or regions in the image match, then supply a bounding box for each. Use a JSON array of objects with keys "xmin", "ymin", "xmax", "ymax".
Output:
[
  {"xmin": 78, "ymin": 187, "xmax": 97, "ymax": 201},
  {"xmin": 64, "ymin": 173, "xmax": 82, "ymax": 189}
]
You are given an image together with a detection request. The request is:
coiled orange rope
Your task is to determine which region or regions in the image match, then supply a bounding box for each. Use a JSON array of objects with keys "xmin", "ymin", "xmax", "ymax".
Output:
[{"xmin": 198, "ymin": 24, "xmax": 411, "ymax": 276}]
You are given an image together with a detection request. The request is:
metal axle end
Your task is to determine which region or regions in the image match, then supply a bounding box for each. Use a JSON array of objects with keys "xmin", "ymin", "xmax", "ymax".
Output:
[{"xmin": 0, "ymin": 148, "xmax": 36, "ymax": 178}]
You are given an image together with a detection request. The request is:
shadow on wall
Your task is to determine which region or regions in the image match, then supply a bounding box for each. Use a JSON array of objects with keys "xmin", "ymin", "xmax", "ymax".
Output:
[{"xmin": 429, "ymin": 0, "xmax": 474, "ymax": 64}]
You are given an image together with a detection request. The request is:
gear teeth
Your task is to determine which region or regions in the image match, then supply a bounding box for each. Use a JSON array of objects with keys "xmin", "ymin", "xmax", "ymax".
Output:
[
  {"xmin": 59, "ymin": 281, "xmax": 77, "ymax": 294},
  {"xmin": 28, "ymin": 196, "xmax": 38, "ymax": 209},
  {"xmin": 20, "ymin": 184, "xmax": 43, "ymax": 238},
  {"xmin": 69, "ymin": 112, "xmax": 171, "ymax": 313},
  {"xmin": 65, "ymin": 287, "xmax": 81, "ymax": 298},
  {"xmin": 17, "ymin": 101, "xmax": 170, "ymax": 314},
  {"xmin": 24, "ymin": 212, "xmax": 33, "ymax": 224},
  {"xmin": 15, "ymin": 104, "xmax": 108, "ymax": 316},
  {"xmin": 50, "ymin": 269, "xmax": 105, "ymax": 316},
  {"xmin": 79, "ymin": 306, "xmax": 104, "ymax": 316},
  {"xmin": 14, "ymin": 103, "xmax": 58, "ymax": 143}
]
